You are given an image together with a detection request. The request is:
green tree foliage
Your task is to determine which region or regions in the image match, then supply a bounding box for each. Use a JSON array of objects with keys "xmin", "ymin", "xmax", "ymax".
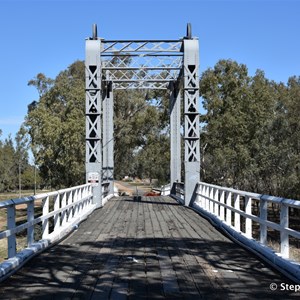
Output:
[
  {"xmin": 272, "ymin": 77, "xmax": 300, "ymax": 199},
  {"xmin": 24, "ymin": 61, "xmax": 171, "ymax": 188},
  {"xmin": 200, "ymin": 59, "xmax": 300, "ymax": 199},
  {"xmin": 114, "ymin": 88, "xmax": 170, "ymax": 183},
  {"xmin": 23, "ymin": 57, "xmax": 300, "ymax": 198},
  {"xmin": 0, "ymin": 135, "xmax": 17, "ymax": 191},
  {"xmin": 0, "ymin": 129, "xmax": 37, "ymax": 192},
  {"xmin": 21, "ymin": 165, "xmax": 41, "ymax": 190},
  {"xmin": 134, "ymin": 134, "xmax": 170, "ymax": 185},
  {"xmin": 25, "ymin": 61, "xmax": 86, "ymax": 188},
  {"xmin": 200, "ymin": 60, "xmax": 252, "ymax": 188}
]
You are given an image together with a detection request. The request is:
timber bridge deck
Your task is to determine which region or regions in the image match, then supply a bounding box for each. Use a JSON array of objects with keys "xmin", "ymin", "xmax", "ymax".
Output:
[{"xmin": 0, "ymin": 196, "xmax": 295, "ymax": 300}]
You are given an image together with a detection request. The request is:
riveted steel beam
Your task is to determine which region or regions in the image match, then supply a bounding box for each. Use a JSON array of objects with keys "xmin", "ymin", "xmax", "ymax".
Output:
[
  {"xmin": 85, "ymin": 25, "xmax": 102, "ymax": 206},
  {"xmin": 85, "ymin": 24, "xmax": 200, "ymax": 206},
  {"xmin": 183, "ymin": 38, "xmax": 200, "ymax": 206},
  {"xmin": 170, "ymin": 80, "xmax": 182, "ymax": 191},
  {"xmin": 103, "ymin": 78, "xmax": 114, "ymax": 195}
]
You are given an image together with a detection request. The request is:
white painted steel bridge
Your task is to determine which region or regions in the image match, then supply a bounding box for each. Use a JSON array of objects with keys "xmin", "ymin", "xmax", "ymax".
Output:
[{"xmin": 0, "ymin": 24, "xmax": 299, "ymax": 298}]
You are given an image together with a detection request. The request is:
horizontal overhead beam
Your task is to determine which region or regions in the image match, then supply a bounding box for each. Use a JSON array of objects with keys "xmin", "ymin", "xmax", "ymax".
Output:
[
  {"xmin": 102, "ymin": 39, "xmax": 182, "ymax": 43},
  {"xmin": 101, "ymin": 54, "xmax": 183, "ymax": 57},
  {"xmin": 104, "ymin": 79, "xmax": 174, "ymax": 83},
  {"xmin": 98, "ymin": 39, "xmax": 185, "ymax": 88},
  {"xmin": 111, "ymin": 81, "xmax": 170, "ymax": 90},
  {"xmin": 103, "ymin": 67, "xmax": 180, "ymax": 70},
  {"xmin": 102, "ymin": 41, "xmax": 182, "ymax": 53}
]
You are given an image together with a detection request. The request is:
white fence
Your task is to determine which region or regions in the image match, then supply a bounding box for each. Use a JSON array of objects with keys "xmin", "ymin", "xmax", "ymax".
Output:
[
  {"xmin": 0, "ymin": 183, "xmax": 113, "ymax": 281},
  {"xmin": 160, "ymin": 184, "xmax": 171, "ymax": 196},
  {"xmin": 193, "ymin": 182, "xmax": 300, "ymax": 282},
  {"xmin": 170, "ymin": 182, "xmax": 185, "ymax": 203}
]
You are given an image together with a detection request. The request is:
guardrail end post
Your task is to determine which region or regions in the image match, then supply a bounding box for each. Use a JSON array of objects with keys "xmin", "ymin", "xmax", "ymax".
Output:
[
  {"xmin": 260, "ymin": 198, "xmax": 268, "ymax": 245},
  {"xmin": 7, "ymin": 205, "xmax": 16, "ymax": 258},
  {"xmin": 280, "ymin": 203, "xmax": 289, "ymax": 258},
  {"xmin": 27, "ymin": 201, "xmax": 35, "ymax": 246}
]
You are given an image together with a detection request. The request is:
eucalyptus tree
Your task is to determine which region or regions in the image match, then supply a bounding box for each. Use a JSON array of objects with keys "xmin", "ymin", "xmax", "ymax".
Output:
[
  {"xmin": 25, "ymin": 61, "xmax": 86, "ymax": 188},
  {"xmin": 0, "ymin": 135, "xmax": 17, "ymax": 192},
  {"xmin": 200, "ymin": 59, "xmax": 252, "ymax": 189},
  {"xmin": 24, "ymin": 60, "xmax": 170, "ymax": 187}
]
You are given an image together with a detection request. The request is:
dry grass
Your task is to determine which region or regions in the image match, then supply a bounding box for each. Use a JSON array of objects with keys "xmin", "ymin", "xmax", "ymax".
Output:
[{"xmin": 0, "ymin": 190, "xmax": 47, "ymax": 202}]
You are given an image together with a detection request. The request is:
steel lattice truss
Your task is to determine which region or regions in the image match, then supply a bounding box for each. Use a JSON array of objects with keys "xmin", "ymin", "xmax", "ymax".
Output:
[
  {"xmin": 85, "ymin": 24, "xmax": 200, "ymax": 206},
  {"xmin": 101, "ymin": 40, "xmax": 183, "ymax": 89}
]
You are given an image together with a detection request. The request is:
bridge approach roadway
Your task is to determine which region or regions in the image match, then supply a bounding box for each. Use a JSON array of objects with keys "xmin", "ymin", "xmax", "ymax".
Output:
[{"xmin": 0, "ymin": 196, "xmax": 296, "ymax": 299}]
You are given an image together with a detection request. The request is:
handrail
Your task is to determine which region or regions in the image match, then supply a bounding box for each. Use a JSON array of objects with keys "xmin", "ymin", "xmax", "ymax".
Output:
[
  {"xmin": 0, "ymin": 182, "xmax": 114, "ymax": 281},
  {"xmin": 193, "ymin": 181, "xmax": 300, "ymax": 283},
  {"xmin": 170, "ymin": 182, "xmax": 185, "ymax": 204}
]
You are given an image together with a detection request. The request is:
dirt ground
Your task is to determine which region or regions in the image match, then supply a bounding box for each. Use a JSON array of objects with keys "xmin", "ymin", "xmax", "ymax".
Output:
[
  {"xmin": 114, "ymin": 181, "xmax": 152, "ymax": 196},
  {"xmin": 114, "ymin": 181, "xmax": 136, "ymax": 196}
]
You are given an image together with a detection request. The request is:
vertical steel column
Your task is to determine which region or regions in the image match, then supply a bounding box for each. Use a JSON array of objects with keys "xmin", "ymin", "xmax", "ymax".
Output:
[
  {"xmin": 170, "ymin": 82, "xmax": 181, "ymax": 192},
  {"xmin": 85, "ymin": 28, "xmax": 102, "ymax": 206},
  {"xmin": 183, "ymin": 38, "xmax": 200, "ymax": 206},
  {"xmin": 103, "ymin": 81, "xmax": 114, "ymax": 195}
]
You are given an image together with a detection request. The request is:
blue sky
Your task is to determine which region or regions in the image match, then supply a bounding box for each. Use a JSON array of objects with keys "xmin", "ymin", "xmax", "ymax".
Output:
[{"xmin": 0, "ymin": 0, "xmax": 299, "ymax": 141}]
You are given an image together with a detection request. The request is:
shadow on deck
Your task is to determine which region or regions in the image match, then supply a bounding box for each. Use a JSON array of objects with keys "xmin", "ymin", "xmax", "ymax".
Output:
[{"xmin": 0, "ymin": 196, "xmax": 296, "ymax": 299}]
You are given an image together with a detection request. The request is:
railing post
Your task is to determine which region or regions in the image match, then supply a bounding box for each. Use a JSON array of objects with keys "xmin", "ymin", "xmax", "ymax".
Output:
[
  {"xmin": 198, "ymin": 183, "xmax": 203, "ymax": 207},
  {"xmin": 245, "ymin": 196, "xmax": 252, "ymax": 238},
  {"xmin": 214, "ymin": 188, "xmax": 219, "ymax": 216},
  {"xmin": 220, "ymin": 190, "xmax": 225, "ymax": 221},
  {"xmin": 78, "ymin": 187, "xmax": 83, "ymax": 214},
  {"xmin": 205, "ymin": 185, "xmax": 209, "ymax": 211},
  {"xmin": 7, "ymin": 205, "xmax": 16, "ymax": 258},
  {"xmin": 260, "ymin": 199, "xmax": 267, "ymax": 245},
  {"xmin": 42, "ymin": 196, "xmax": 49, "ymax": 239},
  {"xmin": 27, "ymin": 200, "xmax": 35, "ymax": 246},
  {"xmin": 61, "ymin": 192, "xmax": 67, "ymax": 227},
  {"xmin": 87, "ymin": 186, "xmax": 93, "ymax": 205},
  {"xmin": 87, "ymin": 185, "xmax": 91, "ymax": 205},
  {"xmin": 82, "ymin": 187, "xmax": 86, "ymax": 211},
  {"xmin": 280, "ymin": 203, "xmax": 289, "ymax": 258},
  {"xmin": 226, "ymin": 191, "xmax": 232, "ymax": 226},
  {"xmin": 67, "ymin": 190, "xmax": 73, "ymax": 222},
  {"xmin": 209, "ymin": 187, "xmax": 214, "ymax": 213},
  {"xmin": 54, "ymin": 194, "xmax": 60, "ymax": 232},
  {"xmin": 74, "ymin": 188, "xmax": 79, "ymax": 217},
  {"xmin": 234, "ymin": 194, "xmax": 240, "ymax": 231}
]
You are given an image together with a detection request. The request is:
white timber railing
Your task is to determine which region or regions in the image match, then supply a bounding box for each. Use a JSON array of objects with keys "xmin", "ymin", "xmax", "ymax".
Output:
[
  {"xmin": 0, "ymin": 183, "xmax": 114, "ymax": 281},
  {"xmin": 170, "ymin": 182, "xmax": 185, "ymax": 204},
  {"xmin": 160, "ymin": 184, "xmax": 171, "ymax": 196},
  {"xmin": 192, "ymin": 181, "xmax": 300, "ymax": 283}
]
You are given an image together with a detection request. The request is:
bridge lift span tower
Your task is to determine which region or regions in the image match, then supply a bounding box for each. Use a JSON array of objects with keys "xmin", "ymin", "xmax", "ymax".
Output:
[{"xmin": 85, "ymin": 24, "xmax": 200, "ymax": 207}]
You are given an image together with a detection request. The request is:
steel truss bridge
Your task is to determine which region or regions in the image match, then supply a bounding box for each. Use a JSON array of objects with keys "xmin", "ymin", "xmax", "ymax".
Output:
[
  {"xmin": 0, "ymin": 24, "xmax": 300, "ymax": 298},
  {"xmin": 86, "ymin": 24, "xmax": 199, "ymax": 206}
]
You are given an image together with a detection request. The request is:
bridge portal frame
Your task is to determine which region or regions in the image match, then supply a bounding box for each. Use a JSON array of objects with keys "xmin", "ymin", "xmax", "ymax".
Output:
[{"xmin": 85, "ymin": 24, "xmax": 200, "ymax": 206}]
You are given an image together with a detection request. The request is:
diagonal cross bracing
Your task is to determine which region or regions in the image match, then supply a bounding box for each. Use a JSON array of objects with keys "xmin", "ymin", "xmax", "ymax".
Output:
[
  {"xmin": 101, "ymin": 40, "xmax": 183, "ymax": 90},
  {"xmin": 85, "ymin": 24, "xmax": 200, "ymax": 207},
  {"xmin": 102, "ymin": 40, "xmax": 182, "ymax": 53}
]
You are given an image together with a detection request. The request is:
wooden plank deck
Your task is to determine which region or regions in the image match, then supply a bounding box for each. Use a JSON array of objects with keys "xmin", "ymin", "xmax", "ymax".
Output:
[{"xmin": 0, "ymin": 196, "xmax": 297, "ymax": 299}]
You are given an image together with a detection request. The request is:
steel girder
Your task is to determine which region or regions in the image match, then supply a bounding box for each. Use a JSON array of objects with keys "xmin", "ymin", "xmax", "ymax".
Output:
[
  {"xmin": 85, "ymin": 24, "xmax": 200, "ymax": 206},
  {"xmin": 85, "ymin": 38, "xmax": 102, "ymax": 206},
  {"xmin": 101, "ymin": 40, "xmax": 183, "ymax": 90},
  {"xmin": 170, "ymin": 81, "xmax": 181, "ymax": 190},
  {"xmin": 183, "ymin": 39, "xmax": 200, "ymax": 205},
  {"xmin": 102, "ymin": 79, "xmax": 114, "ymax": 195}
]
